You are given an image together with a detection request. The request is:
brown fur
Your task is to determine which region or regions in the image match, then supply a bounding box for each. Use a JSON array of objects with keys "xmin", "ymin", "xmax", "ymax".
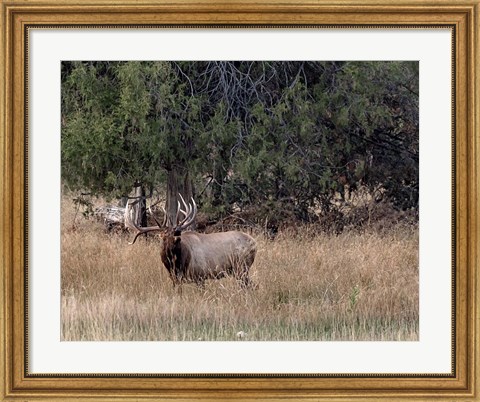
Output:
[{"xmin": 159, "ymin": 229, "xmax": 256, "ymax": 288}]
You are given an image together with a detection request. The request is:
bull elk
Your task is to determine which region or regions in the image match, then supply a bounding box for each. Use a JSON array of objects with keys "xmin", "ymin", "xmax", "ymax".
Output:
[{"xmin": 124, "ymin": 195, "xmax": 257, "ymax": 288}]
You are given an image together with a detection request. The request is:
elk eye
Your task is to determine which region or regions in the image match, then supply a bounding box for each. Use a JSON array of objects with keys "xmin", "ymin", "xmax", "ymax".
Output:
[{"xmin": 174, "ymin": 236, "xmax": 181, "ymax": 245}]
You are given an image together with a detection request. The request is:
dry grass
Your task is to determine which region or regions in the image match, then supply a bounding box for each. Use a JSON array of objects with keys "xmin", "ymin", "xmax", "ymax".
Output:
[{"xmin": 61, "ymin": 196, "xmax": 419, "ymax": 341}]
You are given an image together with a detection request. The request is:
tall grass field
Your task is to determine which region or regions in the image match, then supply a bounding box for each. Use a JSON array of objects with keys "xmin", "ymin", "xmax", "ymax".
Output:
[{"xmin": 61, "ymin": 197, "xmax": 419, "ymax": 341}]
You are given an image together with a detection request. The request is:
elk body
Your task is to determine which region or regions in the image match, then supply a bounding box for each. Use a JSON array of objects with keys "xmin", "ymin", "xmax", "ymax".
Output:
[{"xmin": 125, "ymin": 196, "xmax": 256, "ymax": 288}]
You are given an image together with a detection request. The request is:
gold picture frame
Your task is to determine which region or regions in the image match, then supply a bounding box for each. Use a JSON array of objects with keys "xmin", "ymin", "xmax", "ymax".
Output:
[{"xmin": 1, "ymin": 0, "xmax": 478, "ymax": 400}]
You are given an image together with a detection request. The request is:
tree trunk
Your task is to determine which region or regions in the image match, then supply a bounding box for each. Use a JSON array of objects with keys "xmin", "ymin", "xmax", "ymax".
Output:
[
  {"xmin": 132, "ymin": 183, "xmax": 147, "ymax": 227},
  {"xmin": 165, "ymin": 167, "xmax": 194, "ymax": 228}
]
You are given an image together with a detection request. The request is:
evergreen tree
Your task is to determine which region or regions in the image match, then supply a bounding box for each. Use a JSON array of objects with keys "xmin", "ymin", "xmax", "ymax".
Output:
[{"xmin": 61, "ymin": 61, "xmax": 418, "ymax": 228}]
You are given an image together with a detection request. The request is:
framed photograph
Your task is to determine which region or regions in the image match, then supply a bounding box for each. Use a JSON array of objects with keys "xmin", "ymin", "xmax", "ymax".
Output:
[{"xmin": 1, "ymin": 0, "xmax": 478, "ymax": 400}]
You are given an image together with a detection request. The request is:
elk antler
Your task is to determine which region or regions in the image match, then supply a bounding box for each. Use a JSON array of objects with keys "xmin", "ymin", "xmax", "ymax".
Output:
[
  {"xmin": 124, "ymin": 199, "xmax": 165, "ymax": 244},
  {"xmin": 175, "ymin": 194, "xmax": 197, "ymax": 231}
]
